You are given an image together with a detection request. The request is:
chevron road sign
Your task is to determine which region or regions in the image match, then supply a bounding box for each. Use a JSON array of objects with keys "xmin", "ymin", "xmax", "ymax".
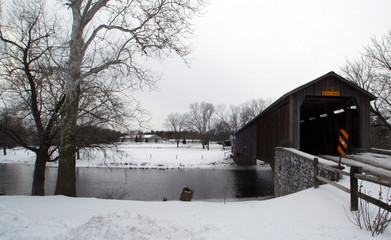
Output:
[{"xmin": 338, "ymin": 129, "xmax": 349, "ymax": 156}]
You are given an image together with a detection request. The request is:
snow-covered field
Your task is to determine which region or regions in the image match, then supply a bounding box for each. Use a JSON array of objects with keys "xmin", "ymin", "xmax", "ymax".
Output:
[
  {"xmin": 0, "ymin": 142, "xmax": 390, "ymax": 239},
  {"xmin": 0, "ymin": 143, "xmax": 235, "ymax": 169}
]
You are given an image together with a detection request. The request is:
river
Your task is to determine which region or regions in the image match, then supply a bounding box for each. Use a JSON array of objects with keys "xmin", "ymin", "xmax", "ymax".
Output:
[{"xmin": 0, "ymin": 164, "xmax": 274, "ymax": 201}]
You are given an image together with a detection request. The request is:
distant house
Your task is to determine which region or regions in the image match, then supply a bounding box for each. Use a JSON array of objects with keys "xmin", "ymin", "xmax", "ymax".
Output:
[
  {"xmin": 120, "ymin": 135, "xmax": 136, "ymax": 142},
  {"xmin": 142, "ymin": 134, "xmax": 163, "ymax": 143},
  {"xmin": 120, "ymin": 134, "xmax": 163, "ymax": 143}
]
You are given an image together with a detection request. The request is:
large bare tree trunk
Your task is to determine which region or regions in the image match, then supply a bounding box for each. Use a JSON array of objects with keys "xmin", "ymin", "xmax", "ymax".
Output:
[
  {"xmin": 32, "ymin": 163, "xmax": 45, "ymax": 195},
  {"xmin": 55, "ymin": 149, "xmax": 77, "ymax": 196},
  {"xmin": 32, "ymin": 149, "xmax": 49, "ymax": 196},
  {"xmin": 54, "ymin": 5, "xmax": 84, "ymax": 196},
  {"xmin": 55, "ymin": 92, "xmax": 80, "ymax": 197},
  {"xmin": 55, "ymin": 78, "xmax": 81, "ymax": 196}
]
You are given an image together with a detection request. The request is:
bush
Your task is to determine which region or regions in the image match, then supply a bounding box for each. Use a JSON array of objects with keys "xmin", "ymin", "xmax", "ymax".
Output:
[{"xmin": 346, "ymin": 183, "xmax": 391, "ymax": 236}]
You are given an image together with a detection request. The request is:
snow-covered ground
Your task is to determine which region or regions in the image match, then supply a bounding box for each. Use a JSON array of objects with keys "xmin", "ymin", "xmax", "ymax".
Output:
[
  {"xmin": 0, "ymin": 143, "xmax": 236, "ymax": 169},
  {"xmin": 349, "ymin": 152, "xmax": 391, "ymax": 171},
  {"xmin": 0, "ymin": 143, "xmax": 390, "ymax": 239},
  {"xmin": 1, "ymin": 178, "xmax": 390, "ymax": 240}
]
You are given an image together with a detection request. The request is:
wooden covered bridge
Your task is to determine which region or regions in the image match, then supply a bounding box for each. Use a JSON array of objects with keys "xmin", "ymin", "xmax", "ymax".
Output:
[{"xmin": 234, "ymin": 71, "xmax": 376, "ymax": 168}]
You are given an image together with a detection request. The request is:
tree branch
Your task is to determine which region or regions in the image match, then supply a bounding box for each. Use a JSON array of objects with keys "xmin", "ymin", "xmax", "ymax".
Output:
[{"xmin": 80, "ymin": 59, "xmax": 121, "ymax": 79}]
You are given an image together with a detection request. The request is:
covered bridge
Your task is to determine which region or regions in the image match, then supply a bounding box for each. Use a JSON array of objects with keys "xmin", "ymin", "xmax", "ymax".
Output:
[{"xmin": 234, "ymin": 71, "xmax": 376, "ymax": 168}]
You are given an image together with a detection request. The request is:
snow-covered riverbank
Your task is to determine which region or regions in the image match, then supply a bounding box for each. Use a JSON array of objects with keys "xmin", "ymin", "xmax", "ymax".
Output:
[
  {"xmin": 1, "ymin": 177, "xmax": 390, "ymax": 240},
  {"xmin": 0, "ymin": 143, "xmax": 238, "ymax": 169}
]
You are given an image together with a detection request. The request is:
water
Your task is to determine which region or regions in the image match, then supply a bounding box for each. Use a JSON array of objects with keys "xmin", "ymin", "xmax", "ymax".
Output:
[{"xmin": 0, "ymin": 164, "xmax": 274, "ymax": 201}]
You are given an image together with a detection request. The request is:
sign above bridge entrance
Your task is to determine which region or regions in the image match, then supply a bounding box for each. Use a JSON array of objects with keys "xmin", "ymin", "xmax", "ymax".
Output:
[{"xmin": 322, "ymin": 91, "xmax": 340, "ymax": 96}]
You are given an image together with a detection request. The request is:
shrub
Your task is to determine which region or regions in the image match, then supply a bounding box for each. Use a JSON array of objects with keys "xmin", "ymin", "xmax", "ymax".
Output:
[{"xmin": 346, "ymin": 183, "xmax": 391, "ymax": 236}]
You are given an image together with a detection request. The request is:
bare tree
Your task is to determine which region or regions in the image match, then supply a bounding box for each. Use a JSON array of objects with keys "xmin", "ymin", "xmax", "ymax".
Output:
[
  {"xmin": 0, "ymin": 0, "xmax": 64, "ymax": 195},
  {"xmin": 186, "ymin": 102, "xmax": 214, "ymax": 149},
  {"xmin": 229, "ymin": 105, "xmax": 242, "ymax": 133},
  {"xmin": 215, "ymin": 104, "xmax": 242, "ymax": 137},
  {"xmin": 0, "ymin": 112, "xmax": 30, "ymax": 155},
  {"xmin": 76, "ymin": 72, "xmax": 147, "ymax": 146},
  {"xmin": 55, "ymin": 0, "xmax": 205, "ymax": 196},
  {"xmin": 0, "ymin": 0, "xmax": 144, "ymax": 195},
  {"xmin": 213, "ymin": 104, "xmax": 231, "ymax": 141},
  {"xmin": 164, "ymin": 113, "xmax": 186, "ymax": 147},
  {"xmin": 341, "ymin": 31, "xmax": 391, "ymax": 130},
  {"xmin": 240, "ymin": 98, "xmax": 273, "ymax": 126}
]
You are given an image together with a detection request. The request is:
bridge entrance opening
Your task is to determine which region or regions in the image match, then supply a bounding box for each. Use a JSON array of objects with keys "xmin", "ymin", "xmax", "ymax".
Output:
[{"xmin": 300, "ymin": 96, "xmax": 360, "ymax": 155}]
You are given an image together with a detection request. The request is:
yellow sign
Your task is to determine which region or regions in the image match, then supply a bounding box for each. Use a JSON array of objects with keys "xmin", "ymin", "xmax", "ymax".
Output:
[
  {"xmin": 337, "ymin": 129, "xmax": 349, "ymax": 156},
  {"xmin": 322, "ymin": 91, "xmax": 340, "ymax": 96}
]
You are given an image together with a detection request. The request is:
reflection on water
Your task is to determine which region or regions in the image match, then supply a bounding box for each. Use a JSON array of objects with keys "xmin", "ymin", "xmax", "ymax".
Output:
[
  {"xmin": 0, "ymin": 164, "xmax": 274, "ymax": 201},
  {"xmin": 232, "ymin": 170, "xmax": 274, "ymax": 198}
]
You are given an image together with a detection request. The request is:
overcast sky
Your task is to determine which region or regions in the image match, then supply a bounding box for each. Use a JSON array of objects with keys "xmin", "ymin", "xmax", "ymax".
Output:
[{"xmin": 136, "ymin": 0, "xmax": 391, "ymax": 131}]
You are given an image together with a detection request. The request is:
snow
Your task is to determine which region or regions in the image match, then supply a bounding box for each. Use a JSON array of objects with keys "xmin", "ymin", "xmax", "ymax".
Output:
[
  {"xmin": 322, "ymin": 154, "xmax": 391, "ymax": 180},
  {"xmin": 1, "ymin": 179, "xmax": 390, "ymax": 239},
  {"xmin": 0, "ymin": 143, "xmax": 390, "ymax": 239},
  {"xmin": 0, "ymin": 143, "xmax": 236, "ymax": 169},
  {"xmin": 349, "ymin": 152, "xmax": 391, "ymax": 171}
]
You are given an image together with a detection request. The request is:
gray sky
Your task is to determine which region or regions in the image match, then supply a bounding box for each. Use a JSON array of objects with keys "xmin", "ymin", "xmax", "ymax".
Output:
[{"xmin": 137, "ymin": 0, "xmax": 391, "ymax": 131}]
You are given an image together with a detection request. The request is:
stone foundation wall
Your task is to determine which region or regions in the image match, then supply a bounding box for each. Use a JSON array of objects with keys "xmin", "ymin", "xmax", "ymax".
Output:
[{"xmin": 274, "ymin": 147, "xmax": 339, "ymax": 197}]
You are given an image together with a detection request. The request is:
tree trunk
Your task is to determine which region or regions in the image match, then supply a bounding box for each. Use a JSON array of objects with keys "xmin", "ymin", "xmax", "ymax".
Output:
[
  {"xmin": 55, "ymin": 11, "xmax": 84, "ymax": 197},
  {"xmin": 3, "ymin": 144, "xmax": 6, "ymax": 156},
  {"xmin": 76, "ymin": 147, "xmax": 80, "ymax": 160},
  {"xmin": 32, "ymin": 150, "xmax": 48, "ymax": 196},
  {"xmin": 55, "ymin": 127, "xmax": 77, "ymax": 196},
  {"xmin": 55, "ymin": 82, "xmax": 81, "ymax": 197},
  {"xmin": 55, "ymin": 96, "xmax": 79, "ymax": 197},
  {"xmin": 201, "ymin": 136, "xmax": 209, "ymax": 150},
  {"xmin": 55, "ymin": 149, "xmax": 77, "ymax": 196}
]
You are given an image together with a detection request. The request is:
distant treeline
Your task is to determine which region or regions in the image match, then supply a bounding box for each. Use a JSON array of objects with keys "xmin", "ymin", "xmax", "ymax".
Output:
[
  {"xmin": 1, "ymin": 124, "xmax": 123, "ymax": 149},
  {"xmin": 147, "ymin": 130, "xmax": 203, "ymax": 141},
  {"xmin": 147, "ymin": 130, "xmax": 228, "ymax": 142}
]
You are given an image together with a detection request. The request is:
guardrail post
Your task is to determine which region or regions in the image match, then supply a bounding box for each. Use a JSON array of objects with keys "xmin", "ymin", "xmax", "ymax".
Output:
[
  {"xmin": 313, "ymin": 158, "xmax": 319, "ymax": 189},
  {"xmin": 350, "ymin": 166, "xmax": 363, "ymax": 211}
]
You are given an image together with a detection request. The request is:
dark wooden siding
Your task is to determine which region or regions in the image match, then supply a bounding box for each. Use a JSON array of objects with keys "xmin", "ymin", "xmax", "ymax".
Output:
[
  {"xmin": 234, "ymin": 124, "xmax": 257, "ymax": 164},
  {"xmin": 256, "ymin": 103, "xmax": 290, "ymax": 168}
]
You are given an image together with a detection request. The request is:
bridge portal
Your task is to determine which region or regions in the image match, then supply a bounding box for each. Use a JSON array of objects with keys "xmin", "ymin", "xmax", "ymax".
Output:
[{"xmin": 234, "ymin": 72, "xmax": 376, "ymax": 169}]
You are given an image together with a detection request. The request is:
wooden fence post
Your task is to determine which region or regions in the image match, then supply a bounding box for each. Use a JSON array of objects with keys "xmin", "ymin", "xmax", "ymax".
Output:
[
  {"xmin": 313, "ymin": 158, "xmax": 319, "ymax": 189},
  {"xmin": 350, "ymin": 166, "xmax": 363, "ymax": 211}
]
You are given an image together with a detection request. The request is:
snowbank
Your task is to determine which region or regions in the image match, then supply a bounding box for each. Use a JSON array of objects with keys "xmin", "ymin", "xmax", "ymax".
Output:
[{"xmin": 1, "ymin": 177, "xmax": 390, "ymax": 240}]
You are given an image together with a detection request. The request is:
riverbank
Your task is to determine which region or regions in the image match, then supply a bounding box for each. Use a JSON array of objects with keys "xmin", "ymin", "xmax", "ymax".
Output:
[{"xmin": 1, "ymin": 176, "xmax": 390, "ymax": 239}]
